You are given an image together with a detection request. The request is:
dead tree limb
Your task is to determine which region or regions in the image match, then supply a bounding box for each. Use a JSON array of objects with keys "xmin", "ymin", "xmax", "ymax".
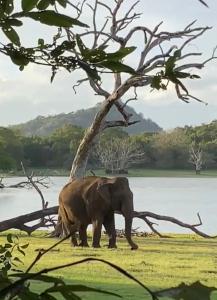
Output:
[
  {"xmin": 131, "ymin": 211, "xmax": 215, "ymax": 238},
  {"xmin": 0, "ymin": 206, "xmax": 215, "ymax": 239},
  {"xmin": 21, "ymin": 162, "xmax": 48, "ymax": 210},
  {"xmin": 0, "ymin": 206, "xmax": 58, "ymax": 234}
]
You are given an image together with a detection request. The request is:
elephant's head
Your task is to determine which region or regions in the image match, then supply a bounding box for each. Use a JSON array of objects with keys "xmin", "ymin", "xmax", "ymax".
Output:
[{"xmin": 97, "ymin": 177, "xmax": 138, "ymax": 250}]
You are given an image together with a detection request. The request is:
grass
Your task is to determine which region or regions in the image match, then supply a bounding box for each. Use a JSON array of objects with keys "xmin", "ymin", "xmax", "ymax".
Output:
[
  {"xmin": 2, "ymin": 168, "xmax": 217, "ymax": 177},
  {"xmin": 1, "ymin": 231, "xmax": 217, "ymax": 299}
]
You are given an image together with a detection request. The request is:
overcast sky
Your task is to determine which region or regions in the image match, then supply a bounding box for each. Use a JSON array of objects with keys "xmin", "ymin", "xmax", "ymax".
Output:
[{"xmin": 0, "ymin": 0, "xmax": 217, "ymax": 130}]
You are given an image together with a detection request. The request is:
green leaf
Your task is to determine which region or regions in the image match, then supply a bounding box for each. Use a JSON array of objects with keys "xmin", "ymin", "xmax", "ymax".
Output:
[
  {"xmin": 7, "ymin": 234, "xmax": 13, "ymax": 243},
  {"xmin": 4, "ymin": 18, "xmax": 23, "ymax": 27},
  {"xmin": 7, "ymin": 50, "xmax": 30, "ymax": 66},
  {"xmin": 100, "ymin": 61, "xmax": 136, "ymax": 74},
  {"xmin": 165, "ymin": 56, "xmax": 176, "ymax": 76},
  {"xmin": 20, "ymin": 243, "xmax": 29, "ymax": 249},
  {"xmin": 151, "ymin": 76, "xmax": 161, "ymax": 90},
  {"xmin": 4, "ymin": 243, "xmax": 12, "ymax": 248},
  {"xmin": 2, "ymin": 26, "xmax": 20, "ymax": 46},
  {"xmin": 77, "ymin": 60, "xmax": 100, "ymax": 81},
  {"xmin": 174, "ymin": 49, "xmax": 182, "ymax": 58},
  {"xmin": 76, "ymin": 35, "xmax": 87, "ymax": 56},
  {"xmin": 190, "ymin": 74, "xmax": 201, "ymax": 79},
  {"xmin": 2, "ymin": 0, "xmax": 14, "ymax": 15},
  {"xmin": 22, "ymin": 0, "xmax": 39, "ymax": 12},
  {"xmin": 51, "ymin": 41, "xmax": 76, "ymax": 57},
  {"xmin": 37, "ymin": 0, "xmax": 51, "ymax": 10},
  {"xmin": 174, "ymin": 71, "xmax": 191, "ymax": 79},
  {"xmin": 18, "ymin": 287, "xmax": 40, "ymax": 300},
  {"xmin": 106, "ymin": 47, "xmax": 136, "ymax": 61},
  {"xmin": 56, "ymin": 0, "xmax": 67, "ymax": 8},
  {"xmin": 38, "ymin": 38, "xmax": 45, "ymax": 47},
  {"xmin": 25, "ymin": 11, "xmax": 89, "ymax": 28},
  {"xmin": 1, "ymin": 267, "xmax": 8, "ymax": 278},
  {"xmin": 5, "ymin": 250, "xmax": 12, "ymax": 257},
  {"xmin": 13, "ymin": 257, "xmax": 23, "ymax": 264},
  {"xmin": 10, "ymin": 273, "xmax": 64, "ymax": 284},
  {"xmin": 17, "ymin": 247, "xmax": 25, "ymax": 256},
  {"xmin": 45, "ymin": 284, "xmax": 121, "ymax": 298},
  {"xmin": 0, "ymin": 246, "xmax": 6, "ymax": 253},
  {"xmin": 40, "ymin": 294, "xmax": 57, "ymax": 300}
]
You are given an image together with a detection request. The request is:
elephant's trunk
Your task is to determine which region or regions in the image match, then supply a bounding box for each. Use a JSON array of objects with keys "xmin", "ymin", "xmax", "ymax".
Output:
[
  {"xmin": 120, "ymin": 200, "xmax": 138, "ymax": 250},
  {"xmin": 124, "ymin": 216, "xmax": 138, "ymax": 250}
]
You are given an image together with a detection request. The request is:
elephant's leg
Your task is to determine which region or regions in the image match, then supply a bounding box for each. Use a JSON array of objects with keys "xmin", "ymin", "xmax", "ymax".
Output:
[
  {"xmin": 79, "ymin": 224, "xmax": 89, "ymax": 247},
  {"xmin": 103, "ymin": 213, "xmax": 117, "ymax": 248},
  {"xmin": 69, "ymin": 221, "xmax": 80, "ymax": 247},
  {"xmin": 92, "ymin": 217, "xmax": 103, "ymax": 248},
  {"xmin": 70, "ymin": 233, "xmax": 78, "ymax": 247}
]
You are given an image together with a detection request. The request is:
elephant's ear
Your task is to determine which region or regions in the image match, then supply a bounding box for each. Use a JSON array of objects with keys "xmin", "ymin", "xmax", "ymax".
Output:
[{"xmin": 97, "ymin": 179, "xmax": 116, "ymax": 204}]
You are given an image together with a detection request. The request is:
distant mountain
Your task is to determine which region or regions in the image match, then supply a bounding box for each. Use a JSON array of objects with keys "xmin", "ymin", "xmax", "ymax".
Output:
[{"xmin": 11, "ymin": 103, "xmax": 162, "ymax": 136}]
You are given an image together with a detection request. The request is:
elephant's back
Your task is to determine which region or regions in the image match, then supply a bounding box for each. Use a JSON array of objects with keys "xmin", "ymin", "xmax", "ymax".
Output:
[{"xmin": 59, "ymin": 178, "xmax": 93, "ymax": 223}]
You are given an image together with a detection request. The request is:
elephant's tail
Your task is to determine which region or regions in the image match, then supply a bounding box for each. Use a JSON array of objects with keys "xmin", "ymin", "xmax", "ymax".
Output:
[{"xmin": 59, "ymin": 196, "xmax": 79, "ymax": 235}]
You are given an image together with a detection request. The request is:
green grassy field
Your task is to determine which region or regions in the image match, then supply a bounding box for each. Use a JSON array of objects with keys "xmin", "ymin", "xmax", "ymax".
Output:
[
  {"xmin": 1, "ymin": 231, "xmax": 217, "ymax": 299},
  {"xmin": 2, "ymin": 168, "xmax": 217, "ymax": 177}
]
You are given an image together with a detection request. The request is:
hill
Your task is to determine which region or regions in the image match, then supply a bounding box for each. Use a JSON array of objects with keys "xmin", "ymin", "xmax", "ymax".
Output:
[{"xmin": 11, "ymin": 103, "xmax": 162, "ymax": 136}]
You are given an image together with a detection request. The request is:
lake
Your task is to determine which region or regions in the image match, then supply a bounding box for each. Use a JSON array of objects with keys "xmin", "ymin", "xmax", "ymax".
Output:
[{"xmin": 0, "ymin": 177, "xmax": 216, "ymax": 235}]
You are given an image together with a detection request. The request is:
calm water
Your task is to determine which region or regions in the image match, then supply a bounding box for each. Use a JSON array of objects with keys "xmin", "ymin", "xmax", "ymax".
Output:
[{"xmin": 0, "ymin": 177, "xmax": 216, "ymax": 234}]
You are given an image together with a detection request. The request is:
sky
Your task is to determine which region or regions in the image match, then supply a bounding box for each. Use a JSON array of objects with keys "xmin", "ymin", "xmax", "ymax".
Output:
[{"xmin": 0, "ymin": 0, "xmax": 217, "ymax": 130}]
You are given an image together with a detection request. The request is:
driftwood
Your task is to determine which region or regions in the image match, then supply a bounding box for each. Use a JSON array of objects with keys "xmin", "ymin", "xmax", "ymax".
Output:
[{"xmin": 0, "ymin": 206, "xmax": 215, "ymax": 239}]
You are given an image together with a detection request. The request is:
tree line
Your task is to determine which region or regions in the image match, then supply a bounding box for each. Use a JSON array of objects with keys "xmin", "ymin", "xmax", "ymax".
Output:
[{"xmin": 1, "ymin": 120, "xmax": 217, "ymax": 173}]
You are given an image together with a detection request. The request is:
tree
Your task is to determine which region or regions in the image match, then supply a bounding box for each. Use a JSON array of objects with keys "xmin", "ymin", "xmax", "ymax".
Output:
[
  {"xmin": 189, "ymin": 143, "xmax": 204, "ymax": 174},
  {"xmin": 50, "ymin": 125, "xmax": 84, "ymax": 168},
  {"xmin": 0, "ymin": 0, "xmax": 214, "ymax": 238},
  {"xmin": 96, "ymin": 137, "xmax": 144, "ymax": 174},
  {"xmin": 0, "ymin": 127, "xmax": 23, "ymax": 170},
  {"xmin": 152, "ymin": 128, "xmax": 190, "ymax": 169},
  {"xmin": 0, "ymin": 0, "xmax": 214, "ymax": 177},
  {"xmin": 65, "ymin": 0, "xmax": 216, "ymax": 178}
]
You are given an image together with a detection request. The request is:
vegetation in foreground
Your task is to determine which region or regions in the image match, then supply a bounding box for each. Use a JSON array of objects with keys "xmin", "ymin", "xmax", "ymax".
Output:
[{"xmin": 0, "ymin": 231, "xmax": 217, "ymax": 299}]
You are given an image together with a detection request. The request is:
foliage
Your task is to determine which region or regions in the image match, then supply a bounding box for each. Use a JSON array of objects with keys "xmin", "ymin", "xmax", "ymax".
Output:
[
  {"xmin": 0, "ymin": 233, "xmax": 217, "ymax": 299},
  {"xmin": 0, "ymin": 1, "xmax": 140, "ymax": 79},
  {"xmin": 151, "ymin": 129, "xmax": 190, "ymax": 169},
  {"xmin": 0, "ymin": 233, "xmax": 28, "ymax": 278},
  {"xmin": 156, "ymin": 281, "xmax": 216, "ymax": 300},
  {"xmin": 2, "ymin": 120, "xmax": 217, "ymax": 172},
  {"xmin": 0, "ymin": 127, "xmax": 23, "ymax": 170}
]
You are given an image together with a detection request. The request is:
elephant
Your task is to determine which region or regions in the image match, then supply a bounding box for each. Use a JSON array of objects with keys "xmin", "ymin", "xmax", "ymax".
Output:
[{"xmin": 58, "ymin": 176, "xmax": 138, "ymax": 250}]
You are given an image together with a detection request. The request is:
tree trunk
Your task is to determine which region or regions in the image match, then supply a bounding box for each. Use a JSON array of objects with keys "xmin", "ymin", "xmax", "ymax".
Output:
[
  {"xmin": 69, "ymin": 79, "xmax": 134, "ymax": 178},
  {"xmin": 69, "ymin": 100, "xmax": 113, "ymax": 178}
]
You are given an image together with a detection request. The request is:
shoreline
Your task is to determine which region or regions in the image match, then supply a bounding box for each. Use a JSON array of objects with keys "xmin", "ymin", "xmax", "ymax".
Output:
[{"xmin": 1, "ymin": 168, "xmax": 217, "ymax": 178}]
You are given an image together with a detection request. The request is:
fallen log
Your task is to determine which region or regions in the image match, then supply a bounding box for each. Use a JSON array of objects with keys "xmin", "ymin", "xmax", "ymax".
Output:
[
  {"xmin": 0, "ymin": 206, "xmax": 215, "ymax": 239},
  {"xmin": 0, "ymin": 206, "xmax": 58, "ymax": 234}
]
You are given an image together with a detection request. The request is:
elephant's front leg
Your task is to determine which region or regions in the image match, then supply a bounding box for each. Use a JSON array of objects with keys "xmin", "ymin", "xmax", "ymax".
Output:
[
  {"xmin": 103, "ymin": 213, "xmax": 117, "ymax": 248},
  {"xmin": 79, "ymin": 224, "xmax": 89, "ymax": 247},
  {"xmin": 70, "ymin": 233, "xmax": 78, "ymax": 247},
  {"xmin": 92, "ymin": 217, "xmax": 103, "ymax": 248}
]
